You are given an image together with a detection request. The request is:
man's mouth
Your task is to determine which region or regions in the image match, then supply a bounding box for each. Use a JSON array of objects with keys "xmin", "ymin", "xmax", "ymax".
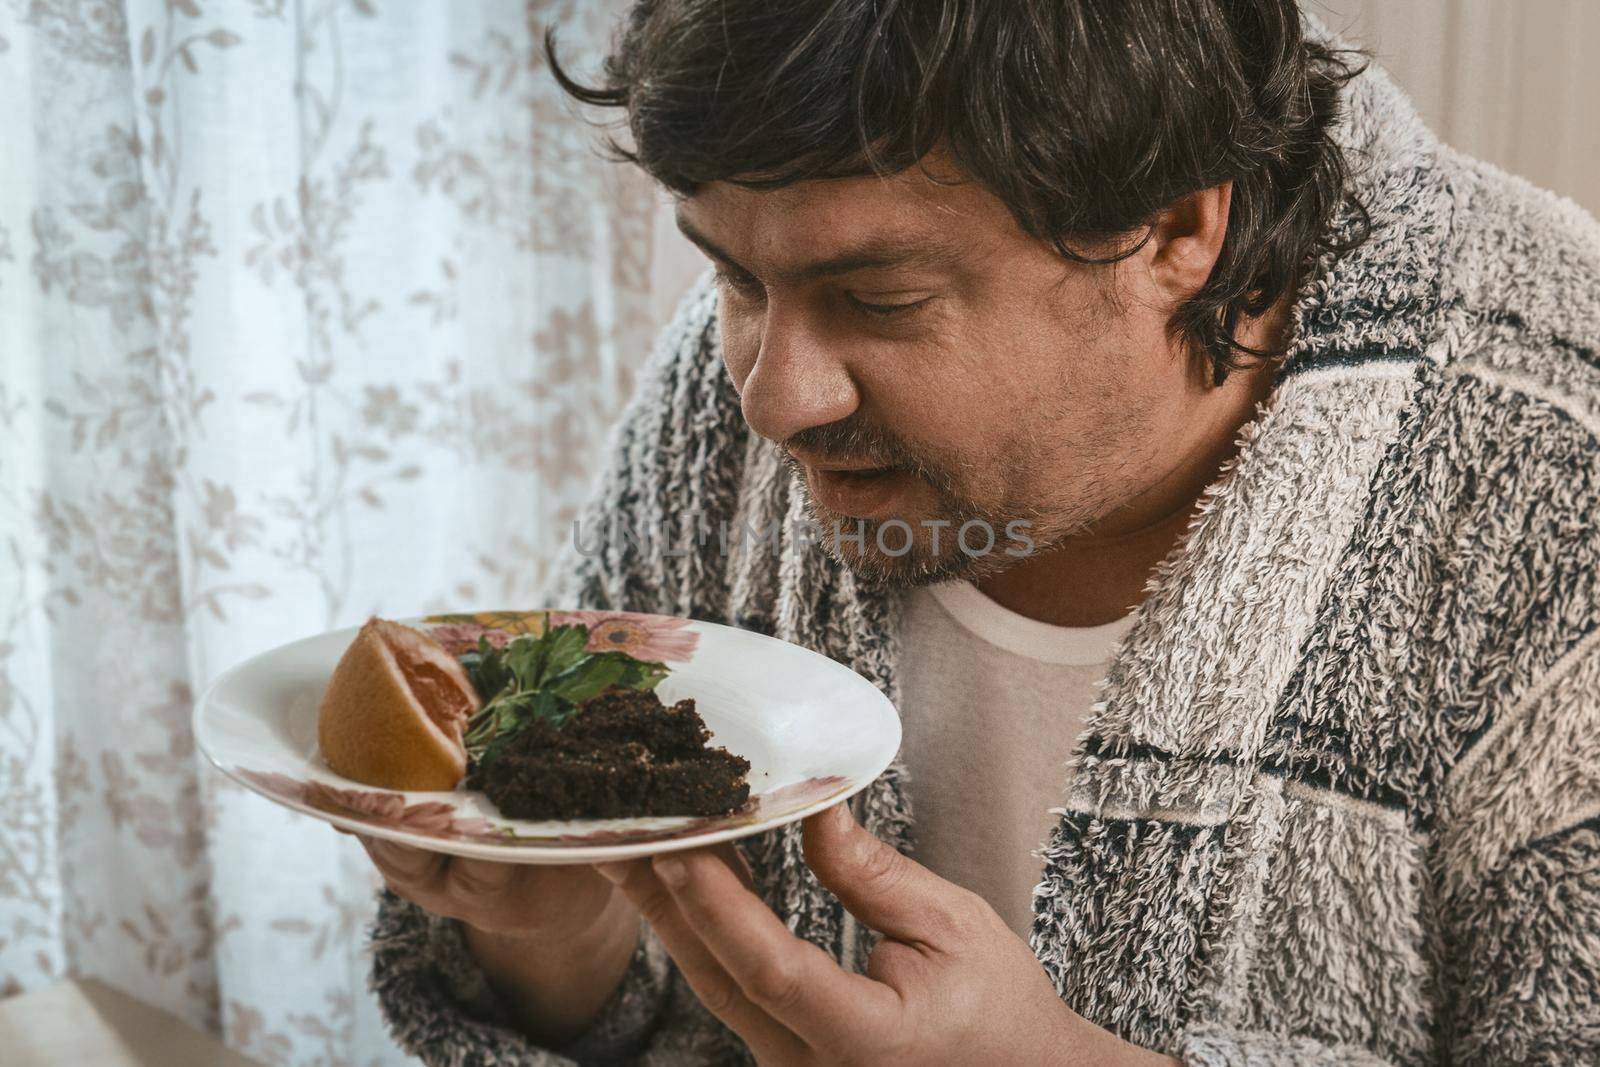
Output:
[
  {"xmin": 790, "ymin": 452, "xmax": 911, "ymax": 520},
  {"xmin": 780, "ymin": 447, "xmax": 921, "ymax": 521}
]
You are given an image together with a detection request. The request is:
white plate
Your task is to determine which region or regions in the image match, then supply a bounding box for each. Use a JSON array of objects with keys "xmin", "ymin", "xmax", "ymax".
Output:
[{"xmin": 194, "ymin": 609, "xmax": 901, "ymax": 864}]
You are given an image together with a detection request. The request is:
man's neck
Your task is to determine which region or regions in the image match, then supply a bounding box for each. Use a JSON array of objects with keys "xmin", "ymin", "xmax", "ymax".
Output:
[{"xmin": 975, "ymin": 309, "xmax": 1287, "ymax": 629}]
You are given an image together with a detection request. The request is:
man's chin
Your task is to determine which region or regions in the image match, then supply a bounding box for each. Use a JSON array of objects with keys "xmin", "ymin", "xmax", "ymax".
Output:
[
  {"xmin": 828, "ymin": 540, "xmax": 998, "ymax": 589},
  {"xmin": 800, "ymin": 505, "xmax": 1019, "ymax": 589}
]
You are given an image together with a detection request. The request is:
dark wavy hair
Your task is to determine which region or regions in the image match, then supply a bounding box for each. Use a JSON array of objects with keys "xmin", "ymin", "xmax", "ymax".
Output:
[{"xmin": 549, "ymin": 1, "xmax": 1371, "ymax": 384}]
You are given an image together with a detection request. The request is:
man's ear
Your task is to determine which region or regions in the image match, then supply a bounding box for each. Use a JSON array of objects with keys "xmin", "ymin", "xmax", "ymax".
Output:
[{"xmin": 1145, "ymin": 181, "xmax": 1233, "ymax": 302}]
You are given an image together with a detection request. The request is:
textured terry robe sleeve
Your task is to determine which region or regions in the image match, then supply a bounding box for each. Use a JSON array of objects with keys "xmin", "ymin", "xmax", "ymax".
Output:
[
  {"xmin": 1429, "ymin": 626, "xmax": 1600, "ymax": 1064},
  {"xmin": 1171, "ymin": 641, "xmax": 1600, "ymax": 1065},
  {"xmin": 1174, "ymin": 1027, "xmax": 1398, "ymax": 1066},
  {"xmin": 369, "ymin": 890, "xmax": 674, "ymax": 1065},
  {"xmin": 366, "ymin": 275, "xmax": 755, "ymax": 1066}
]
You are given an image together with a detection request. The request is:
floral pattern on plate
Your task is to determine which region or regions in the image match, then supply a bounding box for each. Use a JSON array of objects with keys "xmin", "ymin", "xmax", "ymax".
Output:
[
  {"xmin": 421, "ymin": 608, "xmax": 700, "ymax": 663},
  {"xmin": 237, "ymin": 769, "xmax": 508, "ymax": 842},
  {"xmin": 548, "ymin": 610, "xmax": 699, "ymax": 662},
  {"xmin": 235, "ymin": 768, "xmax": 850, "ymax": 847},
  {"xmin": 422, "ymin": 609, "xmax": 547, "ymax": 655}
]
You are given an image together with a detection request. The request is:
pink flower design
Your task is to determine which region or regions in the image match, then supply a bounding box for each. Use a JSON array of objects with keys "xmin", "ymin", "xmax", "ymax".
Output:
[
  {"xmin": 301, "ymin": 781, "xmax": 409, "ymax": 822},
  {"xmin": 437, "ymin": 816, "xmax": 513, "ymax": 841},
  {"xmin": 233, "ymin": 770, "xmax": 852, "ymax": 850},
  {"xmin": 548, "ymin": 610, "xmax": 699, "ymax": 663},
  {"xmin": 426, "ymin": 622, "xmax": 511, "ymax": 656},
  {"xmin": 238, "ymin": 769, "xmax": 310, "ymax": 803},
  {"xmin": 237, "ymin": 769, "xmax": 498, "ymax": 838}
]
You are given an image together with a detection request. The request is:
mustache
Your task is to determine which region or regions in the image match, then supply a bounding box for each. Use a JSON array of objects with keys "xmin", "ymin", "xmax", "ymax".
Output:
[
  {"xmin": 782, "ymin": 417, "xmax": 917, "ymax": 469},
  {"xmin": 778, "ymin": 416, "xmax": 956, "ymax": 496}
]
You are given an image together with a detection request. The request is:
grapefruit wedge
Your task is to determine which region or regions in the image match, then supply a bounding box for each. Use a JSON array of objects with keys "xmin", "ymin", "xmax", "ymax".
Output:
[{"xmin": 317, "ymin": 618, "xmax": 481, "ymax": 791}]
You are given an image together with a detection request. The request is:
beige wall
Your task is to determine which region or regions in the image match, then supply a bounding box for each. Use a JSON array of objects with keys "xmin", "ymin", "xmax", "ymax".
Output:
[{"xmin": 1309, "ymin": 0, "xmax": 1600, "ymax": 214}]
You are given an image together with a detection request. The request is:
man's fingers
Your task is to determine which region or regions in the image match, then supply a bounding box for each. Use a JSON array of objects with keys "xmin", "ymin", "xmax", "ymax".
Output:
[
  {"xmin": 652, "ymin": 848, "xmax": 899, "ymax": 1041},
  {"xmin": 720, "ymin": 843, "xmax": 756, "ymax": 892},
  {"xmin": 446, "ymin": 857, "xmax": 517, "ymax": 902},
  {"xmin": 599, "ymin": 858, "xmax": 807, "ymax": 1062},
  {"xmin": 802, "ymin": 803, "xmax": 980, "ymax": 947},
  {"xmin": 361, "ymin": 836, "xmax": 448, "ymax": 895}
]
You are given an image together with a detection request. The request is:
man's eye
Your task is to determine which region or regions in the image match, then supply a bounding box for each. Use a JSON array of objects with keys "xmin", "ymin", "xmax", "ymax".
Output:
[
  {"xmin": 714, "ymin": 267, "xmax": 764, "ymax": 299},
  {"xmin": 847, "ymin": 293, "xmax": 932, "ymax": 318}
]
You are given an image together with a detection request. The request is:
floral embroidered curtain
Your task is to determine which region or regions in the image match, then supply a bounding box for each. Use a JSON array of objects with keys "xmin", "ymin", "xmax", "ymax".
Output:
[{"xmin": 0, "ymin": 1, "xmax": 695, "ymax": 1062}]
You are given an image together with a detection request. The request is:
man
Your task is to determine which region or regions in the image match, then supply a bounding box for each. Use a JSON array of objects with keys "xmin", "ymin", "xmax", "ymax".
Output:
[{"xmin": 363, "ymin": 2, "xmax": 1600, "ymax": 1064}]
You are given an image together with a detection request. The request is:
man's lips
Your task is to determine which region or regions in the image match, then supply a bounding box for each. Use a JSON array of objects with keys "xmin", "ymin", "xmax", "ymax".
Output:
[
  {"xmin": 784, "ymin": 448, "xmax": 916, "ymax": 520},
  {"xmin": 799, "ymin": 464, "xmax": 911, "ymax": 520}
]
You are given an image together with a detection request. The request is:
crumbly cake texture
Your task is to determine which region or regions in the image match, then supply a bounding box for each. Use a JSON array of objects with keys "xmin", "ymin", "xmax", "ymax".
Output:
[{"xmin": 466, "ymin": 689, "xmax": 751, "ymax": 820}]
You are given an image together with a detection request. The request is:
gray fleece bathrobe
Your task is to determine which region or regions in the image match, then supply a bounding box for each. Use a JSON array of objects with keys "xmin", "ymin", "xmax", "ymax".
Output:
[{"xmin": 367, "ymin": 44, "xmax": 1600, "ymax": 1067}]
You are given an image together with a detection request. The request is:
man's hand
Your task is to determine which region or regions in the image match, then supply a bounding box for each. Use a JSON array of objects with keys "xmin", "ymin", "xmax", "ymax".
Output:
[
  {"xmin": 597, "ymin": 803, "xmax": 1179, "ymax": 1066},
  {"xmin": 350, "ymin": 832, "xmax": 639, "ymax": 1045},
  {"xmin": 354, "ymin": 832, "xmax": 620, "ymax": 942}
]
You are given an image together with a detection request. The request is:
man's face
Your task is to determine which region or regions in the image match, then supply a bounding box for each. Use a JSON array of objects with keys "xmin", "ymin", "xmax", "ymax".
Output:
[{"xmin": 679, "ymin": 157, "xmax": 1210, "ymax": 585}]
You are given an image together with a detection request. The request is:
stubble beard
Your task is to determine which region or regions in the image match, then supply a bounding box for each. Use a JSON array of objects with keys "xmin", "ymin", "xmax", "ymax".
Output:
[
  {"xmin": 783, "ymin": 451, "xmax": 1101, "ymax": 590},
  {"xmin": 776, "ymin": 416, "xmax": 1110, "ymax": 589}
]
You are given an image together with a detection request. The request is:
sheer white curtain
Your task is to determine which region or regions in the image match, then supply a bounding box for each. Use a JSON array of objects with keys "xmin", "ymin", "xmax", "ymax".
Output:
[{"xmin": 0, "ymin": 1, "xmax": 698, "ymax": 1063}]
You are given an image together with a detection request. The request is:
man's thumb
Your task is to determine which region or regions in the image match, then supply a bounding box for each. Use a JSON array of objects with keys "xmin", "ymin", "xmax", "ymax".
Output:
[{"xmin": 802, "ymin": 802, "xmax": 968, "ymax": 945}]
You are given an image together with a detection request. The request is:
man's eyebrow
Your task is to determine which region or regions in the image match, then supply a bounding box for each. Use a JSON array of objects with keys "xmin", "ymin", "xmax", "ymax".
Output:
[{"xmin": 675, "ymin": 212, "xmax": 964, "ymax": 284}]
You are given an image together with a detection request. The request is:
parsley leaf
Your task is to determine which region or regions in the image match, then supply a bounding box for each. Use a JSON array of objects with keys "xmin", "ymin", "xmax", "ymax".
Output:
[{"xmin": 460, "ymin": 624, "xmax": 669, "ymax": 770}]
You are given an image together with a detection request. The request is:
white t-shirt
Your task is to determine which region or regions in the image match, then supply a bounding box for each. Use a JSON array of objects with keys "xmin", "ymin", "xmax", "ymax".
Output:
[{"xmin": 896, "ymin": 581, "xmax": 1136, "ymax": 939}]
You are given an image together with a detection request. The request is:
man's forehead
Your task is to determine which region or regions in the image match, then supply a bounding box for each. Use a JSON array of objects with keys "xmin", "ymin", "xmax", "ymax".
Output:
[
  {"xmin": 677, "ymin": 169, "xmax": 995, "ymax": 278},
  {"xmin": 686, "ymin": 157, "xmax": 977, "ymax": 224}
]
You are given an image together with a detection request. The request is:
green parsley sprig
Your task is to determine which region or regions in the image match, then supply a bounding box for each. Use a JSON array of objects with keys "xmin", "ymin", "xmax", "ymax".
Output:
[{"xmin": 459, "ymin": 624, "xmax": 668, "ymax": 769}]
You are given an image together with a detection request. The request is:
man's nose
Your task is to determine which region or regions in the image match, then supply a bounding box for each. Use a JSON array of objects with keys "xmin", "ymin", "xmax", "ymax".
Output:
[{"xmin": 735, "ymin": 301, "xmax": 858, "ymax": 444}]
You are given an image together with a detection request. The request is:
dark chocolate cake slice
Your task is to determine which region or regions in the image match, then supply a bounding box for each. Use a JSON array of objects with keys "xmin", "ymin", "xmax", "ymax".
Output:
[{"xmin": 467, "ymin": 688, "xmax": 750, "ymax": 820}]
